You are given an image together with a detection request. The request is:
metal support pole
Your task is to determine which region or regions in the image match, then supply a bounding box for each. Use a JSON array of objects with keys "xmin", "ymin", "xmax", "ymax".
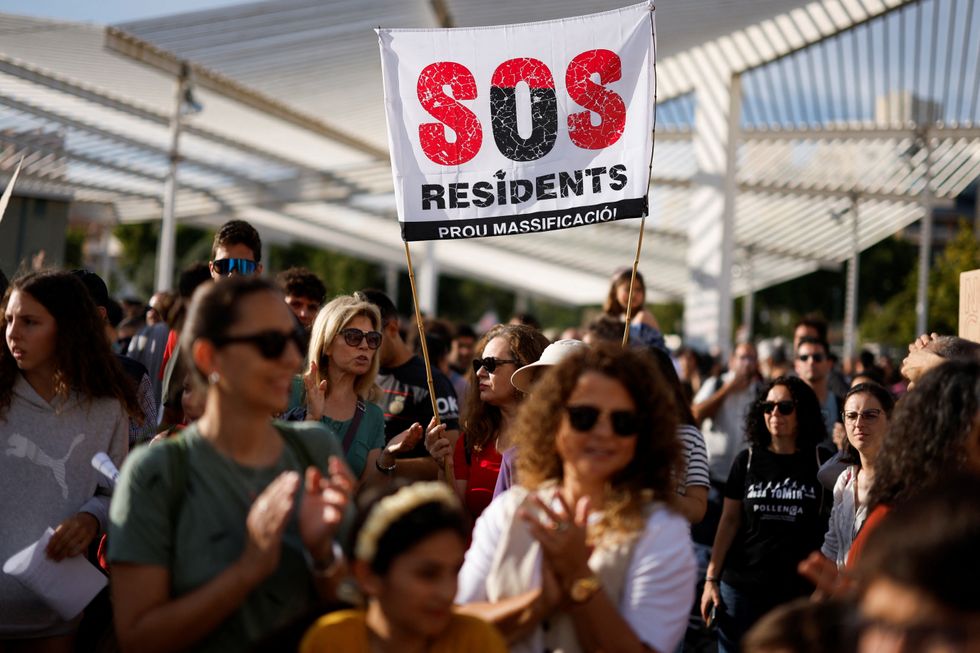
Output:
[
  {"xmin": 683, "ymin": 69, "xmax": 740, "ymax": 357},
  {"xmin": 742, "ymin": 247, "xmax": 754, "ymax": 342},
  {"xmin": 100, "ymin": 223, "xmax": 113, "ymax": 289},
  {"xmin": 974, "ymin": 179, "xmax": 980, "ymax": 239},
  {"xmin": 385, "ymin": 264, "xmax": 400, "ymax": 303},
  {"xmin": 155, "ymin": 63, "xmax": 189, "ymax": 292},
  {"xmin": 843, "ymin": 194, "xmax": 860, "ymax": 362},
  {"xmin": 260, "ymin": 235, "xmax": 270, "ymax": 277},
  {"xmin": 417, "ymin": 240, "xmax": 439, "ymax": 315},
  {"xmin": 514, "ymin": 291, "xmax": 530, "ymax": 314},
  {"xmin": 915, "ymin": 129, "xmax": 933, "ymax": 336}
]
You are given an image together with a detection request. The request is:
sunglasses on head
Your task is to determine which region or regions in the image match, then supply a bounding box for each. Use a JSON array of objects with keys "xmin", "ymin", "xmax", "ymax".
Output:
[
  {"xmin": 340, "ymin": 327, "xmax": 382, "ymax": 349},
  {"xmin": 213, "ymin": 327, "xmax": 305, "ymax": 359},
  {"xmin": 565, "ymin": 405, "xmax": 639, "ymax": 437},
  {"xmin": 761, "ymin": 400, "xmax": 796, "ymax": 415},
  {"xmin": 472, "ymin": 356, "xmax": 518, "ymax": 374},
  {"xmin": 797, "ymin": 353, "xmax": 826, "ymax": 363},
  {"xmin": 212, "ymin": 258, "xmax": 257, "ymax": 276}
]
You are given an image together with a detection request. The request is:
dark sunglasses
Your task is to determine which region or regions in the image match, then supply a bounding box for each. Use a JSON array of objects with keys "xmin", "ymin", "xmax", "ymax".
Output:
[
  {"xmin": 761, "ymin": 400, "xmax": 796, "ymax": 415},
  {"xmin": 472, "ymin": 356, "xmax": 518, "ymax": 374},
  {"xmin": 340, "ymin": 327, "xmax": 382, "ymax": 349},
  {"xmin": 797, "ymin": 353, "xmax": 826, "ymax": 363},
  {"xmin": 212, "ymin": 258, "xmax": 257, "ymax": 276},
  {"xmin": 213, "ymin": 327, "xmax": 305, "ymax": 359},
  {"xmin": 565, "ymin": 405, "xmax": 639, "ymax": 437},
  {"xmin": 842, "ymin": 408, "xmax": 882, "ymax": 423}
]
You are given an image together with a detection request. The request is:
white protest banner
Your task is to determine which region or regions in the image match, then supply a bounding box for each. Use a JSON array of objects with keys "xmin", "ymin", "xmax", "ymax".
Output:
[{"xmin": 378, "ymin": 2, "xmax": 655, "ymax": 242}]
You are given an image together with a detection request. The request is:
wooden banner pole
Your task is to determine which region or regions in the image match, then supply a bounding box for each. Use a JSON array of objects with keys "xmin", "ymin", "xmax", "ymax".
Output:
[
  {"xmin": 403, "ymin": 241, "xmax": 452, "ymax": 483},
  {"xmin": 621, "ymin": 216, "xmax": 647, "ymax": 348}
]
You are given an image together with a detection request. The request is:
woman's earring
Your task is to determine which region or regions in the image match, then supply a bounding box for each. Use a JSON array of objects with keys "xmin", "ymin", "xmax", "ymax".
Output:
[{"xmin": 208, "ymin": 371, "xmax": 220, "ymax": 385}]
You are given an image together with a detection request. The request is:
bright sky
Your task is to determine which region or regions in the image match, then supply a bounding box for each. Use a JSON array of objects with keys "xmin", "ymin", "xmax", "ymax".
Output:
[{"xmin": 1, "ymin": 0, "xmax": 244, "ymax": 24}]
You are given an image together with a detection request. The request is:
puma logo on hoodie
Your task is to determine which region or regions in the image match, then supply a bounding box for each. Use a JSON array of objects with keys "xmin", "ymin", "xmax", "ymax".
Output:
[{"xmin": 5, "ymin": 432, "xmax": 85, "ymax": 499}]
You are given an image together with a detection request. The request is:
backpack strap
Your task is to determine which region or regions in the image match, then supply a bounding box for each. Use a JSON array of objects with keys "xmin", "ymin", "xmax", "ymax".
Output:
[
  {"xmin": 164, "ymin": 433, "xmax": 190, "ymax": 565},
  {"xmin": 278, "ymin": 424, "xmax": 317, "ymax": 471},
  {"xmin": 163, "ymin": 424, "xmax": 318, "ymax": 564},
  {"xmin": 340, "ymin": 401, "xmax": 366, "ymax": 455}
]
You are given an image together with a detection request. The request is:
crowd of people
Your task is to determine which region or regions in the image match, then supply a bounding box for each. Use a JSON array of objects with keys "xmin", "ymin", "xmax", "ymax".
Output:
[{"xmin": 1, "ymin": 217, "xmax": 978, "ymax": 653}]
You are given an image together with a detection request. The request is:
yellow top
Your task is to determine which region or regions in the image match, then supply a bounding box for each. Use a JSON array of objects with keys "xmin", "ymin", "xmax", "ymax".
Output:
[{"xmin": 300, "ymin": 609, "xmax": 508, "ymax": 653}]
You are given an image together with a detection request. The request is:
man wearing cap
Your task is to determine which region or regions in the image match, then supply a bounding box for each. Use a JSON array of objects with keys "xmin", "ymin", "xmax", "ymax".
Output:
[{"xmin": 492, "ymin": 339, "xmax": 589, "ymax": 498}]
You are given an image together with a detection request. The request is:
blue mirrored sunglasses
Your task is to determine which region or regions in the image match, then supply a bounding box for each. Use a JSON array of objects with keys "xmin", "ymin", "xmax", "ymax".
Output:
[{"xmin": 213, "ymin": 258, "xmax": 257, "ymax": 276}]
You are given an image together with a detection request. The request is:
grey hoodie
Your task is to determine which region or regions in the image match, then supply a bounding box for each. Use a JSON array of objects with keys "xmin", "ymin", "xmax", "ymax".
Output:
[{"xmin": 0, "ymin": 375, "xmax": 128, "ymax": 637}]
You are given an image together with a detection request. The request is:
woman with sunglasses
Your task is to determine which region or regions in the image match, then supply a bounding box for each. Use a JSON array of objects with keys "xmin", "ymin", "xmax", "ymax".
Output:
[
  {"xmin": 108, "ymin": 277, "xmax": 352, "ymax": 653},
  {"xmin": 289, "ymin": 295, "xmax": 422, "ymax": 482},
  {"xmin": 456, "ymin": 344, "xmax": 696, "ymax": 653},
  {"xmin": 700, "ymin": 376, "xmax": 827, "ymax": 653},
  {"xmin": 819, "ymin": 382, "xmax": 893, "ymax": 568},
  {"xmin": 425, "ymin": 324, "xmax": 549, "ymax": 522}
]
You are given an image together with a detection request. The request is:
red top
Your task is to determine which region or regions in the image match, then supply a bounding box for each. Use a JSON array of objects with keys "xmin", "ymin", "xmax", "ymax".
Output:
[
  {"xmin": 846, "ymin": 503, "xmax": 891, "ymax": 570},
  {"xmin": 453, "ymin": 435, "xmax": 502, "ymax": 520},
  {"xmin": 159, "ymin": 329, "xmax": 178, "ymax": 380}
]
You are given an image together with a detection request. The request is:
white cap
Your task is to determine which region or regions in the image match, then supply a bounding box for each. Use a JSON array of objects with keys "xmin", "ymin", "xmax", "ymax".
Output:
[{"xmin": 510, "ymin": 339, "xmax": 589, "ymax": 393}]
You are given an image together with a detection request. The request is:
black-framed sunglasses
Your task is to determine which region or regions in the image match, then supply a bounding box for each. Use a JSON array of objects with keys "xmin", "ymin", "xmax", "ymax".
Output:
[
  {"xmin": 761, "ymin": 400, "xmax": 796, "ymax": 415},
  {"xmin": 842, "ymin": 408, "xmax": 882, "ymax": 423},
  {"xmin": 213, "ymin": 327, "xmax": 305, "ymax": 359},
  {"xmin": 472, "ymin": 356, "xmax": 518, "ymax": 374},
  {"xmin": 797, "ymin": 353, "xmax": 826, "ymax": 363},
  {"xmin": 565, "ymin": 405, "xmax": 639, "ymax": 437},
  {"xmin": 212, "ymin": 258, "xmax": 257, "ymax": 276},
  {"xmin": 340, "ymin": 327, "xmax": 382, "ymax": 349}
]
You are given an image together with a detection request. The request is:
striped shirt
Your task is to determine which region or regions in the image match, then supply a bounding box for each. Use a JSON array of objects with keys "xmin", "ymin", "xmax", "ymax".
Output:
[{"xmin": 677, "ymin": 423, "xmax": 711, "ymax": 494}]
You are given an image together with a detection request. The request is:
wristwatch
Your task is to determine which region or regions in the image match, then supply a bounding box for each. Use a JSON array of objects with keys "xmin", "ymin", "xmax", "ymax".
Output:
[{"xmin": 569, "ymin": 574, "xmax": 602, "ymax": 604}]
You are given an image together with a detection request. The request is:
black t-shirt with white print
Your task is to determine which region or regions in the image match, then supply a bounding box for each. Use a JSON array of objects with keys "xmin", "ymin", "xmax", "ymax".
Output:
[
  {"xmin": 375, "ymin": 355, "xmax": 460, "ymax": 458},
  {"xmin": 722, "ymin": 446, "xmax": 824, "ymax": 597}
]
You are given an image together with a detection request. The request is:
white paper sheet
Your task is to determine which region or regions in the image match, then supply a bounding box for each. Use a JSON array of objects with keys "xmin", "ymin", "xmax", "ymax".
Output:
[
  {"xmin": 91, "ymin": 452, "xmax": 119, "ymax": 487},
  {"xmin": 2, "ymin": 527, "xmax": 107, "ymax": 620}
]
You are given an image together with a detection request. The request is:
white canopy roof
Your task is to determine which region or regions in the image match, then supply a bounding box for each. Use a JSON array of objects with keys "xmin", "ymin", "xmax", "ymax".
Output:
[{"xmin": 1, "ymin": 0, "xmax": 977, "ymax": 305}]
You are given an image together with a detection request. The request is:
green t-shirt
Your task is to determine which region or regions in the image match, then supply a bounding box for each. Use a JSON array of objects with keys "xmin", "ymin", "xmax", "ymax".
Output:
[
  {"xmin": 318, "ymin": 402, "xmax": 386, "ymax": 478},
  {"xmin": 108, "ymin": 420, "xmax": 347, "ymax": 653}
]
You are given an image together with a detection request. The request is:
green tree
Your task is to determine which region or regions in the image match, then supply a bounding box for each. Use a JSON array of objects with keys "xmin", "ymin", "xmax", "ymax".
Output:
[
  {"xmin": 267, "ymin": 242, "xmax": 384, "ymax": 297},
  {"xmin": 64, "ymin": 226, "xmax": 86, "ymax": 269},
  {"xmin": 114, "ymin": 222, "xmax": 213, "ymax": 296},
  {"xmin": 860, "ymin": 220, "xmax": 980, "ymax": 347}
]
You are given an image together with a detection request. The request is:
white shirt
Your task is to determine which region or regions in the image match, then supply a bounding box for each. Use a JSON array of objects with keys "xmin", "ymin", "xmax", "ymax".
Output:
[{"xmin": 457, "ymin": 487, "xmax": 696, "ymax": 653}]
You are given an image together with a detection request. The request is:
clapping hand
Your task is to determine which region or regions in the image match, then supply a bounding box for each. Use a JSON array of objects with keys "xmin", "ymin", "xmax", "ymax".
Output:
[
  {"xmin": 304, "ymin": 361, "xmax": 329, "ymax": 421},
  {"xmin": 240, "ymin": 471, "xmax": 300, "ymax": 584},
  {"xmin": 299, "ymin": 457, "xmax": 354, "ymax": 564},
  {"xmin": 386, "ymin": 422, "xmax": 424, "ymax": 458},
  {"xmin": 519, "ymin": 490, "xmax": 593, "ymax": 587}
]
